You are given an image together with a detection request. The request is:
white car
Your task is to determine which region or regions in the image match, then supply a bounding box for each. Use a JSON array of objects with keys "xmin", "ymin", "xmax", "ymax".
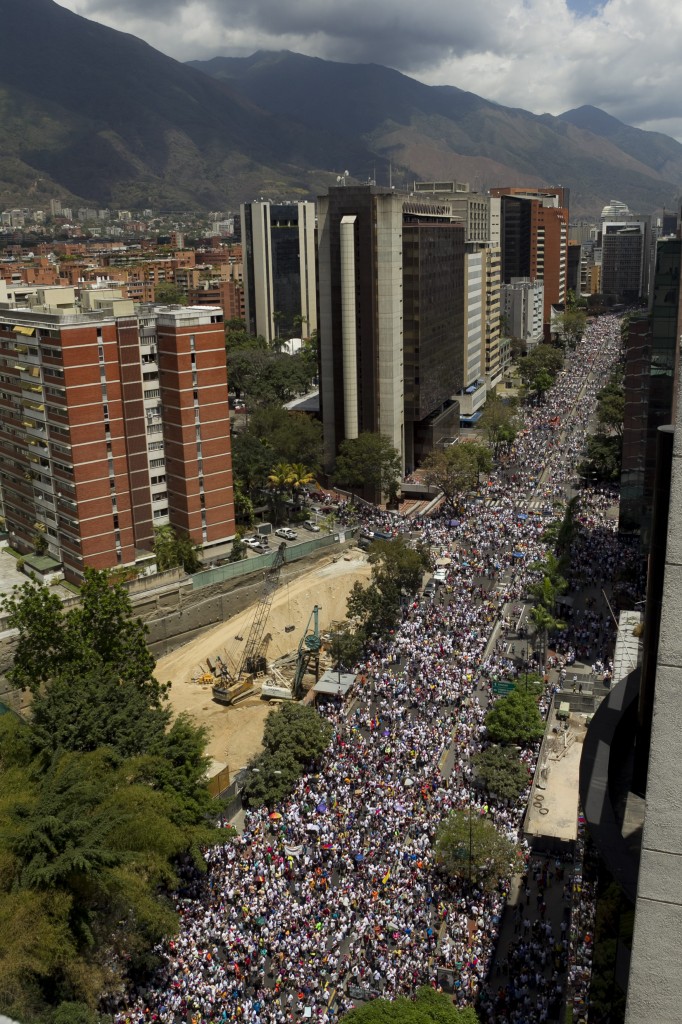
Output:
[
  {"xmin": 433, "ymin": 569, "xmax": 448, "ymax": 583},
  {"xmin": 244, "ymin": 536, "xmax": 266, "ymax": 550},
  {"xmin": 275, "ymin": 527, "xmax": 298, "ymax": 541},
  {"xmin": 303, "ymin": 520, "xmax": 321, "ymax": 532}
]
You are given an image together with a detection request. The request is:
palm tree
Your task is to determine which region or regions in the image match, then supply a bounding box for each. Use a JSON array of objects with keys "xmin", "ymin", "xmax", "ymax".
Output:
[
  {"xmin": 292, "ymin": 313, "xmax": 308, "ymax": 340},
  {"xmin": 267, "ymin": 462, "xmax": 294, "ymax": 524},
  {"xmin": 530, "ymin": 604, "xmax": 566, "ymax": 671},
  {"xmin": 287, "ymin": 462, "xmax": 314, "ymax": 499}
]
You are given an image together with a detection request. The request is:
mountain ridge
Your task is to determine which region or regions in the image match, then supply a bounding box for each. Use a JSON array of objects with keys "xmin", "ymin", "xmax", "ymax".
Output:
[{"xmin": 0, "ymin": 2, "xmax": 679, "ymax": 217}]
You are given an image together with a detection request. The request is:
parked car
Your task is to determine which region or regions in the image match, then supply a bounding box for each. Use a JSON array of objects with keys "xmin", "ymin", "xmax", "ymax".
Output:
[
  {"xmin": 275, "ymin": 527, "xmax": 298, "ymax": 541},
  {"xmin": 244, "ymin": 536, "xmax": 266, "ymax": 551},
  {"xmin": 423, "ymin": 581, "xmax": 436, "ymax": 598},
  {"xmin": 433, "ymin": 569, "xmax": 448, "ymax": 584},
  {"xmin": 303, "ymin": 520, "xmax": 321, "ymax": 532}
]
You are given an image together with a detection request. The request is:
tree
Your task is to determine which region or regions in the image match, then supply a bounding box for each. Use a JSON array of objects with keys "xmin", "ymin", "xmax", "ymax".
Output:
[
  {"xmin": 153, "ymin": 281, "xmax": 187, "ymax": 305},
  {"xmin": 33, "ymin": 522, "xmax": 49, "ymax": 556},
  {"xmin": 287, "ymin": 462, "xmax": 315, "ymax": 497},
  {"xmin": 596, "ymin": 368, "xmax": 625, "ymax": 439},
  {"xmin": 477, "ymin": 395, "xmax": 520, "ymax": 456},
  {"xmin": 472, "ymin": 745, "xmax": 530, "ymax": 803},
  {"xmin": 553, "ymin": 307, "xmax": 587, "ymax": 349},
  {"xmin": 435, "ymin": 810, "xmax": 520, "ymax": 892},
  {"xmin": 484, "ymin": 688, "xmax": 546, "ymax": 746},
  {"xmin": 328, "ymin": 622, "xmax": 364, "ymax": 668},
  {"xmin": 347, "ymin": 537, "xmax": 429, "ymax": 638},
  {"xmin": 529, "ymin": 603, "xmax": 565, "ymax": 669},
  {"xmin": 261, "ymin": 701, "xmax": 333, "ymax": 765},
  {"xmin": 233, "ymin": 481, "xmax": 255, "ymax": 527},
  {"xmin": 228, "ymin": 532, "xmax": 248, "ymax": 563},
  {"xmin": 231, "ymin": 432, "xmax": 273, "ymax": 498},
  {"xmin": 342, "ymin": 986, "xmax": 480, "ymax": 1023},
  {"xmin": 0, "ymin": 714, "xmax": 220, "ymax": 1019},
  {"xmin": 579, "ymin": 432, "xmax": 622, "ymax": 482},
  {"xmin": 247, "ymin": 406, "xmax": 323, "ymax": 473},
  {"xmin": 528, "ymin": 550, "xmax": 569, "ymax": 594},
  {"xmin": 30, "ymin": 662, "xmax": 171, "ymax": 759},
  {"xmin": 518, "ymin": 345, "xmax": 563, "ymax": 401},
  {"xmin": 240, "ymin": 748, "xmax": 306, "ymax": 809},
  {"xmin": 335, "ymin": 432, "xmax": 402, "ymax": 502},
  {"xmin": 422, "ymin": 442, "xmax": 492, "ymax": 513},
  {"xmin": 153, "ymin": 525, "xmax": 201, "ymax": 574},
  {"xmin": 241, "ymin": 704, "xmax": 333, "ymax": 809}
]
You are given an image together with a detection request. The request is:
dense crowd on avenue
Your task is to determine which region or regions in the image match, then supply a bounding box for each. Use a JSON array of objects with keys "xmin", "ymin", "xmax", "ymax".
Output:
[{"xmin": 117, "ymin": 315, "xmax": 630, "ymax": 1024}]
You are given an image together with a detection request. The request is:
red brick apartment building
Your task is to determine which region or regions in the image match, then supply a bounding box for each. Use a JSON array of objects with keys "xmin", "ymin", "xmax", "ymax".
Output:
[{"xmin": 0, "ymin": 285, "xmax": 234, "ymax": 582}]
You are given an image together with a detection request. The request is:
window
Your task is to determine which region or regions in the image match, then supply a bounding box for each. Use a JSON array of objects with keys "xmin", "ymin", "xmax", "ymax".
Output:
[
  {"xmin": 150, "ymin": 457, "xmax": 165, "ymax": 469},
  {"xmin": 144, "ymin": 388, "xmax": 160, "ymax": 399},
  {"xmin": 153, "ymin": 507, "xmax": 168, "ymax": 519}
]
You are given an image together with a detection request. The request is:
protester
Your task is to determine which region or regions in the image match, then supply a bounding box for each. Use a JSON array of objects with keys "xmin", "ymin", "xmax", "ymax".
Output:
[{"xmin": 114, "ymin": 315, "xmax": 627, "ymax": 1024}]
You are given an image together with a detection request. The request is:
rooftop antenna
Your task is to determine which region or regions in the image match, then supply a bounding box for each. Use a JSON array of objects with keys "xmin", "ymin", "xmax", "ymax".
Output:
[{"xmin": 389, "ymin": 162, "xmax": 392, "ymax": 189}]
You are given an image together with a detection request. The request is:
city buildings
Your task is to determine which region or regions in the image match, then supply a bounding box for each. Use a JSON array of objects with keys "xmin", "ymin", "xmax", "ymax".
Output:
[
  {"xmin": 317, "ymin": 185, "xmax": 465, "ymax": 480},
  {"xmin": 620, "ymin": 237, "xmax": 681, "ymax": 547},
  {"xmin": 491, "ymin": 186, "xmax": 569, "ymax": 330},
  {"xmin": 0, "ymin": 284, "xmax": 234, "ymax": 582},
  {"xmin": 501, "ymin": 276, "xmax": 545, "ymax": 351},
  {"xmin": 240, "ymin": 201, "xmax": 317, "ymax": 344},
  {"xmin": 598, "ymin": 200, "xmax": 652, "ymax": 303}
]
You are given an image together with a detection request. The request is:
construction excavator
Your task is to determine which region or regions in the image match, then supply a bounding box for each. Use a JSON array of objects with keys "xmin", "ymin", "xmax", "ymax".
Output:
[{"xmin": 211, "ymin": 542, "xmax": 287, "ymax": 705}]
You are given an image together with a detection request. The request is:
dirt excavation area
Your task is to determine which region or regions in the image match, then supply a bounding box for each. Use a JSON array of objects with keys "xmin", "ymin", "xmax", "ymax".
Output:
[{"xmin": 157, "ymin": 553, "xmax": 371, "ymax": 778}]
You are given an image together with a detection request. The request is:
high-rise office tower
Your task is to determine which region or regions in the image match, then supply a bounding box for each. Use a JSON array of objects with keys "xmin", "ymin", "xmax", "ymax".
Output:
[
  {"xmin": 317, "ymin": 185, "xmax": 465, "ymax": 479},
  {"xmin": 240, "ymin": 201, "xmax": 317, "ymax": 344},
  {"xmin": 620, "ymin": 238, "xmax": 681, "ymax": 548}
]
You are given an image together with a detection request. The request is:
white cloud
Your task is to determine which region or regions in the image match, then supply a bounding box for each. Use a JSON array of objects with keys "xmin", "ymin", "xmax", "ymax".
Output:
[{"xmin": 54, "ymin": 0, "xmax": 682, "ymax": 139}]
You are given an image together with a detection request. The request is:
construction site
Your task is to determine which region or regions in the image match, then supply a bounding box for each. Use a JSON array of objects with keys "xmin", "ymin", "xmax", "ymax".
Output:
[{"xmin": 157, "ymin": 548, "xmax": 372, "ymax": 780}]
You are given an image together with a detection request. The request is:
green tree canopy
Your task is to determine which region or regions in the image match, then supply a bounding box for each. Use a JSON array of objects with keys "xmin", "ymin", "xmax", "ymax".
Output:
[
  {"xmin": 518, "ymin": 345, "xmax": 564, "ymax": 399},
  {"xmin": 484, "ymin": 688, "xmax": 546, "ymax": 746},
  {"xmin": 347, "ymin": 537, "xmax": 430, "ymax": 638},
  {"xmin": 3, "ymin": 570, "xmax": 159, "ymax": 700},
  {"xmin": 0, "ymin": 714, "xmax": 220, "ymax": 1021},
  {"xmin": 341, "ymin": 986, "xmax": 479, "ymax": 1023},
  {"xmin": 421, "ymin": 442, "xmax": 492, "ymax": 513},
  {"xmin": 553, "ymin": 307, "xmax": 587, "ymax": 349},
  {"xmin": 335, "ymin": 432, "xmax": 402, "ymax": 502},
  {"xmin": 596, "ymin": 367, "xmax": 625, "ymax": 438},
  {"xmin": 248, "ymin": 406, "xmax": 323, "ymax": 473},
  {"xmin": 261, "ymin": 701, "xmax": 333, "ymax": 764},
  {"xmin": 153, "ymin": 281, "xmax": 187, "ymax": 305},
  {"xmin": 241, "ymin": 703, "xmax": 333, "ymax": 809},
  {"xmin": 232, "ymin": 432, "xmax": 274, "ymax": 497},
  {"xmin": 153, "ymin": 525, "xmax": 201, "ymax": 574},
  {"xmin": 477, "ymin": 395, "xmax": 520, "ymax": 456},
  {"xmin": 472, "ymin": 745, "xmax": 530, "ymax": 803},
  {"xmin": 435, "ymin": 810, "xmax": 520, "ymax": 892}
]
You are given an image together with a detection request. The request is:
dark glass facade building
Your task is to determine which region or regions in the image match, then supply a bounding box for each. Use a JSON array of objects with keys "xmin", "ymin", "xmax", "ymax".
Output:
[
  {"xmin": 318, "ymin": 185, "xmax": 465, "ymax": 479},
  {"xmin": 620, "ymin": 239, "xmax": 681, "ymax": 547}
]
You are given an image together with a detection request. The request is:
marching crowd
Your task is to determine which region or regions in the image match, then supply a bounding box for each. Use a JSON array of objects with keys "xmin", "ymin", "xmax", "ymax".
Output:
[{"xmin": 116, "ymin": 314, "xmax": 631, "ymax": 1024}]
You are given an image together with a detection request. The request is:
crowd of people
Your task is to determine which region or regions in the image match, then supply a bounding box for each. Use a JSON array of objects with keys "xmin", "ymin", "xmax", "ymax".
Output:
[{"xmin": 116, "ymin": 314, "xmax": 631, "ymax": 1024}]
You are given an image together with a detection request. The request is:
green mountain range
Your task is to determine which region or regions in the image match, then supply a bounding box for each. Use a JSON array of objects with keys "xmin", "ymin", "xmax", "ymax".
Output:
[{"xmin": 1, "ymin": 0, "xmax": 680, "ymax": 217}]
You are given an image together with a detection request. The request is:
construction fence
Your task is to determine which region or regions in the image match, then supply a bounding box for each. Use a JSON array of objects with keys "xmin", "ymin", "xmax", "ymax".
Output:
[{"xmin": 190, "ymin": 530, "xmax": 355, "ymax": 590}]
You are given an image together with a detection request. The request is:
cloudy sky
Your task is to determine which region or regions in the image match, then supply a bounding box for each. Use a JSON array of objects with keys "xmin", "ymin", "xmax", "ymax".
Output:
[{"xmin": 55, "ymin": 0, "xmax": 682, "ymax": 140}]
